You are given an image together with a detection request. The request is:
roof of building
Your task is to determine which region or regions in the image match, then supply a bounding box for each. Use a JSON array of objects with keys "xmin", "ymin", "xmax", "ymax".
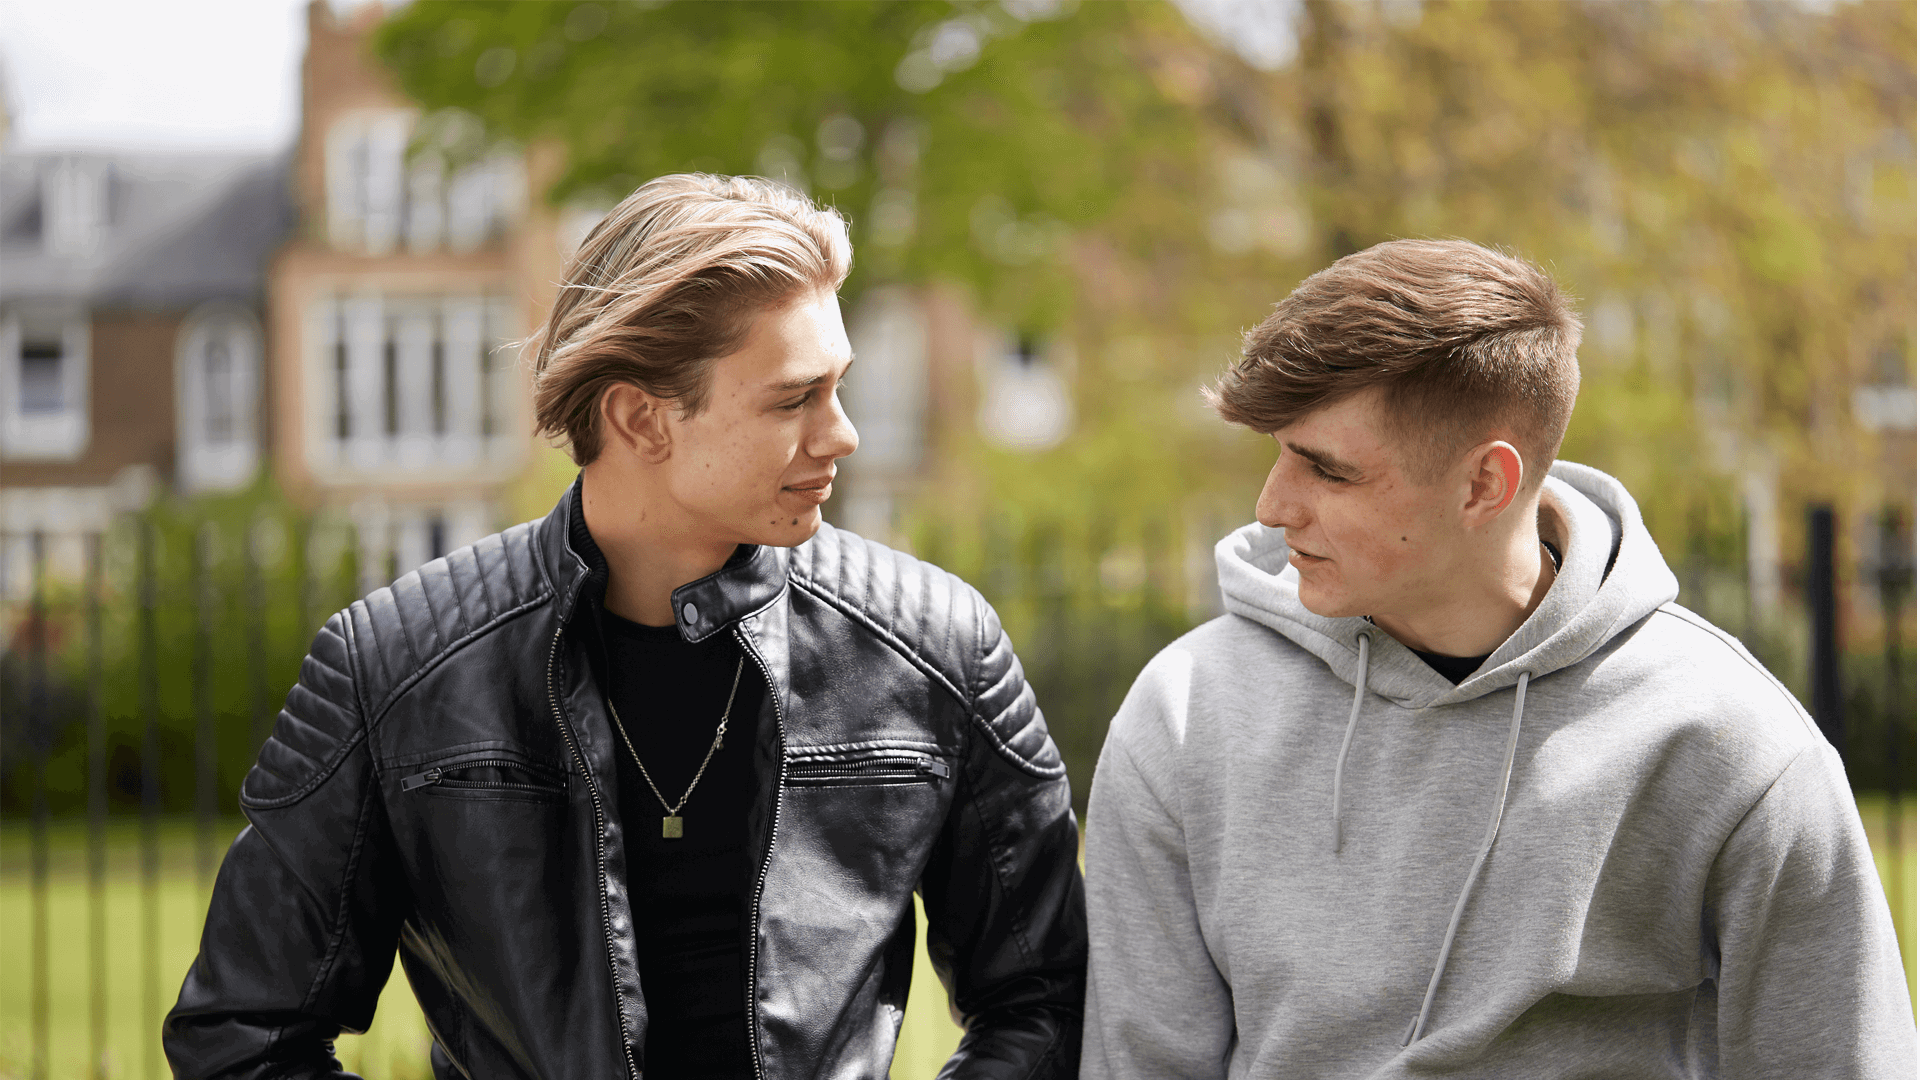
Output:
[{"xmin": 0, "ymin": 149, "xmax": 294, "ymax": 309}]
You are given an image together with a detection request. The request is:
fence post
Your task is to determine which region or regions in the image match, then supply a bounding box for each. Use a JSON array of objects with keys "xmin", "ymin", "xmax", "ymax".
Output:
[
  {"xmin": 1806, "ymin": 505, "xmax": 1843, "ymax": 753},
  {"xmin": 29, "ymin": 530, "xmax": 51, "ymax": 1080},
  {"xmin": 140, "ymin": 514, "xmax": 162, "ymax": 1080},
  {"xmin": 87, "ymin": 531, "xmax": 108, "ymax": 1080},
  {"xmin": 247, "ymin": 515, "xmax": 270, "ymax": 758},
  {"xmin": 1877, "ymin": 506, "xmax": 1913, "ymax": 969},
  {"xmin": 195, "ymin": 522, "xmax": 217, "ymax": 891},
  {"xmin": 299, "ymin": 514, "xmax": 316, "ymax": 644}
]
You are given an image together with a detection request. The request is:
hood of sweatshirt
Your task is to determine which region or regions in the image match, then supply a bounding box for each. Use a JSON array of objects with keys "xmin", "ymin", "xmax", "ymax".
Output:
[{"xmin": 1216, "ymin": 461, "xmax": 1679, "ymax": 707}]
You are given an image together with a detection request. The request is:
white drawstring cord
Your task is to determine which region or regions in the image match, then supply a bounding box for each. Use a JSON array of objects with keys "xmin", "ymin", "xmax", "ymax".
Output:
[
  {"xmin": 1403, "ymin": 670, "xmax": 1531, "ymax": 1046},
  {"xmin": 1331, "ymin": 633, "xmax": 1371, "ymax": 854}
]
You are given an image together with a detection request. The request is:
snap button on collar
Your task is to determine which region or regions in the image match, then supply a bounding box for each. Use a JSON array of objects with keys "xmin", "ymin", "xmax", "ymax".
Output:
[{"xmin": 681, "ymin": 602, "xmax": 699, "ymax": 625}]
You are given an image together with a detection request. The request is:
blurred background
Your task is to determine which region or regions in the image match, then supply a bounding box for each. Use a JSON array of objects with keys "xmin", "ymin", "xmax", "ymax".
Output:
[{"xmin": 0, "ymin": 1, "xmax": 1912, "ymax": 1077}]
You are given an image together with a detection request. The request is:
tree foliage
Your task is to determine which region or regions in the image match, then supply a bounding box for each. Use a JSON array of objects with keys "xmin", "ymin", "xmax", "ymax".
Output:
[
  {"xmin": 375, "ymin": 0, "xmax": 1223, "ymax": 331},
  {"xmin": 1275, "ymin": 0, "xmax": 1915, "ymax": 559}
]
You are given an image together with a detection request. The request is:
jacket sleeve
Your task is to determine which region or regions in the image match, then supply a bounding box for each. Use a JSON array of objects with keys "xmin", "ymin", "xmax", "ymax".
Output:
[
  {"xmin": 163, "ymin": 612, "xmax": 410, "ymax": 1080},
  {"xmin": 1706, "ymin": 744, "xmax": 1917, "ymax": 1078},
  {"xmin": 919, "ymin": 598, "xmax": 1088, "ymax": 1080},
  {"xmin": 1079, "ymin": 651, "xmax": 1233, "ymax": 1080}
]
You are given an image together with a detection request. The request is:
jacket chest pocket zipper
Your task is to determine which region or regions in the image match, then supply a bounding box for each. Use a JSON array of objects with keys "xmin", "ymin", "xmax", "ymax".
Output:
[
  {"xmin": 784, "ymin": 752, "xmax": 951, "ymax": 788},
  {"xmin": 400, "ymin": 759, "xmax": 567, "ymax": 795}
]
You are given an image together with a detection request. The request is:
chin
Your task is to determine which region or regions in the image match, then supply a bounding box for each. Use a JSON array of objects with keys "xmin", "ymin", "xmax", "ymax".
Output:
[
  {"xmin": 1295, "ymin": 584, "xmax": 1359, "ymax": 620},
  {"xmin": 748, "ymin": 506, "xmax": 824, "ymax": 548}
]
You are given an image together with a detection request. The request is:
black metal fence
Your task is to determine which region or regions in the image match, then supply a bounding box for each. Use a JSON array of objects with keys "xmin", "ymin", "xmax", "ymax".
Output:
[
  {"xmin": 1, "ymin": 499, "xmax": 363, "ymax": 1080},
  {"xmin": 1, "ymin": 499, "xmax": 1914, "ymax": 1078}
]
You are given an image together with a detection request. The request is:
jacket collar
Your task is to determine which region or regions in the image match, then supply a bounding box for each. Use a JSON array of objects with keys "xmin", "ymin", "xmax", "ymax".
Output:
[{"xmin": 537, "ymin": 474, "xmax": 792, "ymax": 640}]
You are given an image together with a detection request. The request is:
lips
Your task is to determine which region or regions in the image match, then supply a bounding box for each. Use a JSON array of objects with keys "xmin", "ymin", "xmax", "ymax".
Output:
[{"xmin": 784, "ymin": 476, "xmax": 834, "ymax": 505}]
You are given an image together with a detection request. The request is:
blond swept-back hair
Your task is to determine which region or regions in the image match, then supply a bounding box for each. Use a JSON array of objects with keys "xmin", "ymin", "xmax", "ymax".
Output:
[
  {"xmin": 527, "ymin": 174, "xmax": 852, "ymax": 464},
  {"xmin": 1208, "ymin": 239, "xmax": 1582, "ymax": 487}
]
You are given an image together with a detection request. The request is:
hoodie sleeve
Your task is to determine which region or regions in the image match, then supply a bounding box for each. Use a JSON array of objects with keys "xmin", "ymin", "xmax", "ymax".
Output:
[
  {"xmin": 1081, "ymin": 655, "xmax": 1234, "ymax": 1080},
  {"xmin": 1705, "ymin": 743, "xmax": 1916, "ymax": 1078}
]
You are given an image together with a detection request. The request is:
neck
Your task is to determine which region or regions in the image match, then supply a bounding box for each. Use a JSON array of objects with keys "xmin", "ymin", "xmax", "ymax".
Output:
[
  {"xmin": 1371, "ymin": 494, "xmax": 1559, "ymax": 658},
  {"xmin": 580, "ymin": 460, "xmax": 738, "ymax": 627}
]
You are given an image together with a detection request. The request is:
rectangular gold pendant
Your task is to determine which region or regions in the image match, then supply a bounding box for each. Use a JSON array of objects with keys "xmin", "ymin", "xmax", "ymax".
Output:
[{"xmin": 662, "ymin": 816, "xmax": 683, "ymax": 839}]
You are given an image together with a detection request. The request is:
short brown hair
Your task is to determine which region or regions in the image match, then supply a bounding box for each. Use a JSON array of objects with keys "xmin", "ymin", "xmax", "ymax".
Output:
[
  {"xmin": 1207, "ymin": 239, "xmax": 1582, "ymax": 486},
  {"xmin": 528, "ymin": 174, "xmax": 852, "ymax": 464}
]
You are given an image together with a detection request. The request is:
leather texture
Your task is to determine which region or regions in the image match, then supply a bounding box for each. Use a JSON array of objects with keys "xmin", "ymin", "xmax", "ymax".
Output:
[{"xmin": 164, "ymin": 484, "xmax": 1087, "ymax": 1080}]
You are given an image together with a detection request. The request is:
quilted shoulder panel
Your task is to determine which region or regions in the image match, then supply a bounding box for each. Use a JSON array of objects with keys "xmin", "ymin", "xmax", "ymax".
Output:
[
  {"xmin": 788, "ymin": 524, "xmax": 1063, "ymax": 777},
  {"xmin": 350, "ymin": 520, "xmax": 552, "ymax": 724},
  {"xmin": 242, "ymin": 611, "xmax": 363, "ymax": 807},
  {"xmin": 241, "ymin": 522, "xmax": 552, "ymax": 808}
]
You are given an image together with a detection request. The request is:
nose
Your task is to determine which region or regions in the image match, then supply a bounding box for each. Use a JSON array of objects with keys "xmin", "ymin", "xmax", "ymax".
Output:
[
  {"xmin": 808, "ymin": 385, "xmax": 860, "ymax": 463},
  {"xmin": 1255, "ymin": 453, "xmax": 1307, "ymax": 530}
]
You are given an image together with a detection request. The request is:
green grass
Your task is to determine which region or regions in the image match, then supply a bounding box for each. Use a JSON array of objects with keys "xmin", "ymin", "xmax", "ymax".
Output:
[
  {"xmin": 0, "ymin": 818, "xmax": 958, "ymax": 1080},
  {"xmin": 3, "ymin": 799, "xmax": 1910, "ymax": 1079},
  {"xmin": 0, "ymin": 819, "xmax": 221, "ymax": 1080}
]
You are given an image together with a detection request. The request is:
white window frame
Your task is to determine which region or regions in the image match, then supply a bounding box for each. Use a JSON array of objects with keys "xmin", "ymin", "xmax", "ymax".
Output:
[
  {"xmin": 447, "ymin": 153, "xmax": 526, "ymax": 253},
  {"xmin": 326, "ymin": 110, "xmax": 524, "ymax": 256},
  {"xmin": 305, "ymin": 291, "xmax": 522, "ymax": 482},
  {"xmin": 1, "ymin": 308, "xmax": 91, "ymax": 461},
  {"xmin": 43, "ymin": 157, "xmax": 109, "ymax": 258},
  {"xmin": 175, "ymin": 302, "xmax": 263, "ymax": 493},
  {"xmin": 326, "ymin": 109, "xmax": 414, "ymax": 255}
]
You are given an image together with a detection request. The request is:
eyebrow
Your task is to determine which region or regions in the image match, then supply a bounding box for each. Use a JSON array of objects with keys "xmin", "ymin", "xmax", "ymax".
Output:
[
  {"xmin": 765, "ymin": 356, "xmax": 855, "ymax": 394},
  {"xmin": 1285, "ymin": 441, "xmax": 1361, "ymax": 477}
]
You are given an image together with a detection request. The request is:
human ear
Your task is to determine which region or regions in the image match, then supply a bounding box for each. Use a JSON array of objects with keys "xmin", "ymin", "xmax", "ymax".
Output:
[
  {"xmin": 599, "ymin": 382, "xmax": 673, "ymax": 464},
  {"xmin": 1461, "ymin": 440, "xmax": 1523, "ymax": 525}
]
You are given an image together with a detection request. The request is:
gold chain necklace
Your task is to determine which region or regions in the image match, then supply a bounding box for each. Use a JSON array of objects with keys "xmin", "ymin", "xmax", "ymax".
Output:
[{"xmin": 606, "ymin": 654, "xmax": 745, "ymax": 839}]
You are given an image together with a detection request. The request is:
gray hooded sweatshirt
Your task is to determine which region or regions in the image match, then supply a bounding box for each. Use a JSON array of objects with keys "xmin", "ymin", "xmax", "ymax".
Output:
[{"xmin": 1082, "ymin": 462, "xmax": 1915, "ymax": 1079}]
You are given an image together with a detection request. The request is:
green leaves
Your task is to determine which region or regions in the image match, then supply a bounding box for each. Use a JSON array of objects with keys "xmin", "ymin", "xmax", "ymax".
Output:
[
  {"xmin": 1290, "ymin": 0, "xmax": 1915, "ymax": 558},
  {"xmin": 374, "ymin": 0, "xmax": 1215, "ymax": 330}
]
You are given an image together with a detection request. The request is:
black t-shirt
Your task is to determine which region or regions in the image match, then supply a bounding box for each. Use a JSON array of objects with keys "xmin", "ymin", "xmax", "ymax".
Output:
[
  {"xmin": 602, "ymin": 610, "xmax": 762, "ymax": 1079},
  {"xmin": 1412, "ymin": 648, "xmax": 1491, "ymax": 685}
]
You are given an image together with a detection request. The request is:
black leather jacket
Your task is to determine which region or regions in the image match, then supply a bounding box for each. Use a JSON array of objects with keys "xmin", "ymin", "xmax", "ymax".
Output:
[{"xmin": 164, "ymin": 486, "xmax": 1086, "ymax": 1079}]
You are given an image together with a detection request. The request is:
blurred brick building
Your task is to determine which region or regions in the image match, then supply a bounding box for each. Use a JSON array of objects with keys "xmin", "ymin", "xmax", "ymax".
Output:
[
  {"xmin": 0, "ymin": 144, "xmax": 292, "ymax": 587},
  {"xmin": 276, "ymin": 1, "xmax": 566, "ymax": 596},
  {"xmin": 0, "ymin": 0, "xmax": 1067, "ymax": 599},
  {"xmin": 0, "ymin": 1, "xmax": 569, "ymax": 602}
]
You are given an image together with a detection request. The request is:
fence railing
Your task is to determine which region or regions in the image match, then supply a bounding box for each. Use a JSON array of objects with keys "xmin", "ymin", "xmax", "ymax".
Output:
[
  {"xmin": 2, "ymin": 500, "xmax": 1914, "ymax": 1077},
  {"xmin": 2, "ymin": 505, "xmax": 362, "ymax": 1080}
]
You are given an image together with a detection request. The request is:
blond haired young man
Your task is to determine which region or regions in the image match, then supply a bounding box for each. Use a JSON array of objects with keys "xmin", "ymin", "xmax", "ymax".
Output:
[
  {"xmin": 1081, "ymin": 240, "xmax": 1914, "ymax": 1078},
  {"xmin": 168, "ymin": 176, "xmax": 1085, "ymax": 1080}
]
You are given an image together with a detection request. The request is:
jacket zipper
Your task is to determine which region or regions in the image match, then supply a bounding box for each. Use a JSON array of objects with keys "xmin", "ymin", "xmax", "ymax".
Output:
[
  {"xmin": 737, "ymin": 626, "xmax": 786, "ymax": 1080},
  {"xmin": 784, "ymin": 754, "xmax": 950, "ymax": 784},
  {"xmin": 545, "ymin": 623, "xmax": 642, "ymax": 1080},
  {"xmin": 399, "ymin": 759, "xmax": 565, "ymax": 793}
]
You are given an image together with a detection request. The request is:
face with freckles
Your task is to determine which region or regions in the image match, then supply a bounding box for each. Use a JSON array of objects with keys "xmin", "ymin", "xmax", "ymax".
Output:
[
  {"xmin": 1254, "ymin": 388, "xmax": 1469, "ymax": 621},
  {"xmin": 653, "ymin": 288, "xmax": 858, "ymax": 548}
]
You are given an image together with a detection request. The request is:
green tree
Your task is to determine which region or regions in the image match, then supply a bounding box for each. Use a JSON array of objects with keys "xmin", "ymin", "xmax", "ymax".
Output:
[
  {"xmin": 375, "ymin": 0, "xmax": 1226, "ymax": 331},
  {"xmin": 1280, "ymin": 0, "xmax": 1915, "ymax": 563}
]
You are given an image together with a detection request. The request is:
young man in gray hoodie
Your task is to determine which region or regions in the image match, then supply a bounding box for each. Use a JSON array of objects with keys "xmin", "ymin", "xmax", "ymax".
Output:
[{"xmin": 1080, "ymin": 239, "xmax": 1915, "ymax": 1078}]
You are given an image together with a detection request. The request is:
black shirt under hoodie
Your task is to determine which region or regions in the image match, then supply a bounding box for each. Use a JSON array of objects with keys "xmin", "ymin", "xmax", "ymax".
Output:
[{"xmin": 570, "ymin": 495, "xmax": 761, "ymax": 1079}]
